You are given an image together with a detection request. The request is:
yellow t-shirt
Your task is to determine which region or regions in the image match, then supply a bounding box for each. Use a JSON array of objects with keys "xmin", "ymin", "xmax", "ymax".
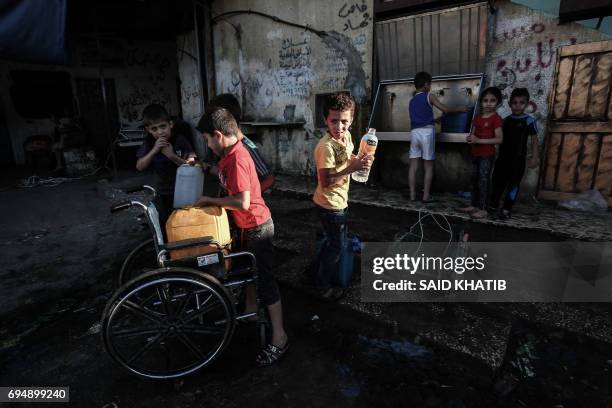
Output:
[{"xmin": 313, "ymin": 131, "xmax": 354, "ymax": 210}]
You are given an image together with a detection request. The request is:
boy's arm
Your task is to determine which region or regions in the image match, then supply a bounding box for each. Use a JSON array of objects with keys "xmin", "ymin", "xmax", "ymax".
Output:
[
  {"xmin": 202, "ymin": 162, "xmax": 219, "ymax": 177},
  {"xmin": 198, "ymin": 159, "xmax": 251, "ymax": 210},
  {"xmin": 429, "ymin": 94, "xmax": 467, "ymax": 114},
  {"xmin": 136, "ymin": 150, "xmax": 155, "ymax": 171},
  {"xmin": 196, "ymin": 191, "xmax": 250, "ymax": 211},
  {"xmin": 317, "ymin": 155, "xmax": 371, "ymax": 188},
  {"xmin": 136, "ymin": 138, "xmax": 167, "ymax": 170},
  {"xmin": 161, "ymin": 145, "xmax": 188, "ymax": 166}
]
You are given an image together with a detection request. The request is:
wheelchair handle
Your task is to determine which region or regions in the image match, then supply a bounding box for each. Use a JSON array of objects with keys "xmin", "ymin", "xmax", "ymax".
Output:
[{"xmin": 110, "ymin": 201, "xmax": 132, "ymax": 213}]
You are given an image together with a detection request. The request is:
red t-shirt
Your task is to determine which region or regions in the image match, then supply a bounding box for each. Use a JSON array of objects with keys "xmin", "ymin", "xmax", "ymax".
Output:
[
  {"xmin": 471, "ymin": 113, "xmax": 503, "ymax": 157},
  {"xmin": 218, "ymin": 142, "xmax": 271, "ymax": 229}
]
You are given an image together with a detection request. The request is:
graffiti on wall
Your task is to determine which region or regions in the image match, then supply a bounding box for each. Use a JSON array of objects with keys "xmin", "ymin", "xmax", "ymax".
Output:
[
  {"xmin": 321, "ymin": 31, "xmax": 367, "ymax": 103},
  {"xmin": 222, "ymin": 34, "xmax": 315, "ymax": 112},
  {"xmin": 180, "ymin": 84, "xmax": 200, "ymax": 106},
  {"xmin": 276, "ymin": 35, "xmax": 313, "ymax": 98},
  {"xmin": 216, "ymin": 20, "xmax": 370, "ymax": 126},
  {"xmin": 125, "ymin": 46, "xmax": 171, "ymax": 85},
  {"xmin": 338, "ymin": 1, "xmax": 372, "ymax": 32},
  {"xmin": 489, "ymin": 21, "xmax": 578, "ymax": 123},
  {"xmin": 493, "ymin": 22, "xmax": 546, "ymax": 43},
  {"xmin": 279, "ymin": 37, "xmax": 312, "ymax": 69},
  {"xmin": 118, "ymin": 85, "xmax": 172, "ymax": 123}
]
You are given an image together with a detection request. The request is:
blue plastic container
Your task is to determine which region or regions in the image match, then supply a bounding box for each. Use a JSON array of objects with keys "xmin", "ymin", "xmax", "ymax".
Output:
[
  {"xmin": 315, "ymin": 236, "xmax": 356, "ymax": 288},
  {"xmin": 441, "ymin": 107, "xmax": 475, "ymax": 133},
  {"xmin": 334, "ymin": 240, "xmax": 354, "ymax": 287}
]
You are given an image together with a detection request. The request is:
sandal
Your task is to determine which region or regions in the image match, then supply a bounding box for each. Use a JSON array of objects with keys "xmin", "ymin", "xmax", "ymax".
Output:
[
  {"xmin": 422, "ymin": 196, "xmax": 437, "ymax": 203},
  {"xmin": 256, "ymin": 341, "xmax": 289, "ymax": 367}
]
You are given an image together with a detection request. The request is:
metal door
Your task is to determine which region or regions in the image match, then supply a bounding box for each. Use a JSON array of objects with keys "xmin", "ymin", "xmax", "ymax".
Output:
[
  {"xmin": 540, "ymin": 40, "xmax": 612, "ymax": 206},
  {"xmin": 375, "ymin": 2, "xmax": 488, "ymax": 80}
]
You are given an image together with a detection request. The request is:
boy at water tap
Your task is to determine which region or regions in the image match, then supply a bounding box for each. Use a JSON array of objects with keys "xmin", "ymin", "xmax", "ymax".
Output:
[{"xmin": 409, "ymin": 71, "xmax": 466, "ymax": 202}]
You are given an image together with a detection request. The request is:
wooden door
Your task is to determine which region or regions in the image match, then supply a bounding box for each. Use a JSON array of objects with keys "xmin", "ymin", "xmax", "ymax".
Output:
[{"xmin": 540, "ymin": 40, "xmax": 612, "ymax": 206}]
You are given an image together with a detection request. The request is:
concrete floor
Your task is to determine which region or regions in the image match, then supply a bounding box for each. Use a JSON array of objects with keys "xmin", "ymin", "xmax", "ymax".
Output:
[
  {"xmin": 273, "ymin": 174, "xmax": 612, "ymax": 242},
  {"xmin": 1, "ymin": 169, "xmax": 611, "ymax": 407}
]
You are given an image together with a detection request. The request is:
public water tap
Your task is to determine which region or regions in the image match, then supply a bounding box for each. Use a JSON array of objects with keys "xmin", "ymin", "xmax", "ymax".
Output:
[
  {"xmin": 385, "ymin": 91, "xmax": 396, "ymax": 102},
  {"xmin": 461, "ymin": 87, "xmax": 473, "ymax": 96},
  {"xmin": 436, "ymin": 87, "xmax": 450, "ymax": 97}
]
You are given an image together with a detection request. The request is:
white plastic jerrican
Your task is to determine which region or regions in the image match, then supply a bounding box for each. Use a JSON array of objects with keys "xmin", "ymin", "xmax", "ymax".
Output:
[{"xmin": 173, "ymin": 164, "xmax": 204, "ymax": 208}]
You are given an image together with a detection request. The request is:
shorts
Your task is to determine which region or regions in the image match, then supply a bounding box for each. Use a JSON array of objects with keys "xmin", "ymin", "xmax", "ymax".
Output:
[{"xmin": 409, "ymin": 127, "xmax": 435, "ymax": 160}]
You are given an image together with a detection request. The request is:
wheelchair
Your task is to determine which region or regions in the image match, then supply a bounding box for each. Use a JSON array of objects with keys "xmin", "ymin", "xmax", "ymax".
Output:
[{"xmin": 102, "ymin": 186, "xmax": 267, "ymax": 379}]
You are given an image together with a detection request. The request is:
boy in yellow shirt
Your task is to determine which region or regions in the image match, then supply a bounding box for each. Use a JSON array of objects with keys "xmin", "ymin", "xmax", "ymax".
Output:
[{"xmin": 313, "ymin": 93, "xmax": 371, "ymax": 299}]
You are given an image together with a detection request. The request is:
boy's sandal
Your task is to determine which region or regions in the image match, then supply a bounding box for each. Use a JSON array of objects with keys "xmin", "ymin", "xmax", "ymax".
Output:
[
  {"xmin": 256, "ymin": 341, "xmax": 289, "ymax": 367},
  {"xmin": 459, "ymin": 206, "xmax": 477, "ymax": 213},
  {"xmin": 422, "ymin": 196, "xmax": 437, "ymax": 203}
]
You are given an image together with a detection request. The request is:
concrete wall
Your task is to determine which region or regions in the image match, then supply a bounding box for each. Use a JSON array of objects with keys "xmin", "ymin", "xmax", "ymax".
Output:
[
  {"xmin": 211, "ymin": 0, "xmax": 374, "ymax": 175},
  {"xmin": 176, "ymin": 30, "xmax": 207, "ymax": 159},
  {"xmin": 0, "ymin": 39, "xmax": 180, "ymax": 165},
  {"xmin": 380, "ymin": 0, "xmax": 611, "ymax": 197},
  {"xmin": 485, "ymin": 0, "xmax": 611, "ymax": 198},
  {"xmin": 198, "ymin": 0, "xmax": 610, "ymax": 199}
]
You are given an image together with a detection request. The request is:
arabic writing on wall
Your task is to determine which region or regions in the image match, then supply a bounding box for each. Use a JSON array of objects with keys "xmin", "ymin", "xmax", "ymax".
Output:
[
  {"xmin": 125, "ymin": 46, "xmax": 171, "ymax": 85},
  {"xmin": 118, "ymin": 85, "xmax": 172, "ymax": 123},
  {"xmin": 279, "ymin": 37, "xmax": 312, "ymax": 69},
  {"xmin": 276, "ymin": 36, "xmax": 314, "ymax": 98},
  {"xmin": 338, "ymin": 1, "xmax": 372, "ymax": 32},
  {"xmin": 489, "ymin": 18, "xmax": 580, "ymax": 128}
]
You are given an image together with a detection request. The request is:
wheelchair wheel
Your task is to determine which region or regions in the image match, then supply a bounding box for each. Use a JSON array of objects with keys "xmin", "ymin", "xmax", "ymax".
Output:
[
  {"xmin": 118, "ymin": 238, "xmax": 158, "ymax": 287},
  {"xmin": 102, "ymin": 268, "xmax": 236, "ymax": 379}
]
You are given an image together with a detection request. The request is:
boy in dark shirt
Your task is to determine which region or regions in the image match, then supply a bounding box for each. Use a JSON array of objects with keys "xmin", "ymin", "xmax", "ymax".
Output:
[
  {"xmin": 490, "ymin": 88, "xmax": 540, "ymax": 219},
  {"xmin": 136, "ymin": 104, "xmax": 195, "ymax": 228}
]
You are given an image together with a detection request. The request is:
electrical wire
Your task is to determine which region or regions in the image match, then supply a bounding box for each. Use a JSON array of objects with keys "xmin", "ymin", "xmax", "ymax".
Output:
[
  {"xmin": 211, "ymin": 9, "xmax": 329, "ymax": 38},
  {"xmin": 394, "ymin": 210, "xmax": 454, "ymax": 256},
  {"xmin": 17, "ymin": 175, "xmax": 82, "ymax": 188}
]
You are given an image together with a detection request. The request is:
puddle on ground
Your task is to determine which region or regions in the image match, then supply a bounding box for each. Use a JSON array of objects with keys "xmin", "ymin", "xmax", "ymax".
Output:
[
  {"xmin": 357, "ymin": 335, "xmax": 432, "ymax": 361},
  {"xmin": 335, "ymin": 336, "xmax": 432, "ymax": 399},
  {"xmin": 496, "ymin": 323, "xmax": 612, "ymax": 405}
]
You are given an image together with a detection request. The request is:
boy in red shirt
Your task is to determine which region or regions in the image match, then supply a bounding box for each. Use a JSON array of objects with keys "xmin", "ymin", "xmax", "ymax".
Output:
[
  {"xmin": 196, "ymin": 107, "xmax": 288, "ymax": 366},
  {"xmin": 460, "ymin": 87, "xmax": 504, "ymax": 219}
]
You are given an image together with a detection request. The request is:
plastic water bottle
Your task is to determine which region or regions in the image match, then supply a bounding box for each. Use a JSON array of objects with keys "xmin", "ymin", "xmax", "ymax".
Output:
[
  {"xmin": 351, "ymin": 128, "xmax": 377, "ymax": 183},
  {"xmin": 173, "ymin": 164, "xmax": 204, "ymax": 208}
]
